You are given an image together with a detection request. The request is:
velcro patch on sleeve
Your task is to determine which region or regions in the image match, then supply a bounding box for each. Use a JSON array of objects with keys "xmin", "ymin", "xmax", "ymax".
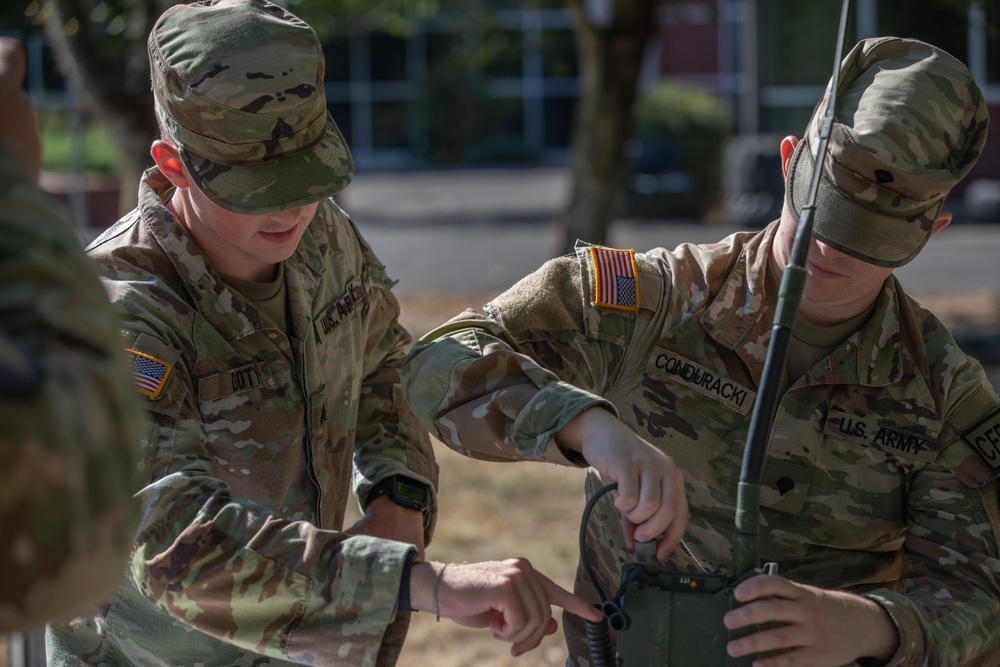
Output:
[
  {"xmin": 127, "ymin": 348, "xmax": 173, "ymax": 399},
  {"xmin": 590, "ymin": 246, "xmax": 639, "ymax": 312},
  {"xmin": 962, "ymin": 407, "xmax": 1000, "ymax": 471}
]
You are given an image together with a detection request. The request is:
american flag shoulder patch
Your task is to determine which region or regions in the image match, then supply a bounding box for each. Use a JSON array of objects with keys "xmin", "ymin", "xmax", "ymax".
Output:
[
  {"xmin": 127, "ymin": 348, "xmax": 173, "ymax": 399},
  {"xmin": 590, "ymin": 246, "xmax": 640, "ymax": 312}
]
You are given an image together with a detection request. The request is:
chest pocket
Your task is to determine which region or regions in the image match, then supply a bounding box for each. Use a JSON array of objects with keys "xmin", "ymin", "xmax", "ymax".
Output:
[
  {"xmin": 633, "ymin": 345, "xmax": 757, "ymax": 457},
  {"xmin": 821, "ymin": 406, "xmax": 941, "ymax": 471},
  {"xmin": 646, "ymin": 349, "xmax": 757, "ymax": 415},
  {"xmin": 788, "ymin": 404, "xmax": 942, "ymax": 538},
  {"xmin": 195, "ymin": 357, "xmax": 308, "ymax": 507},
  {"xmin": 197, "ymin": 361, "xmax": 274, "ymax": 401},
  {"xmin": 758, "ymin": 457, "xmax": 814, "ymax": 516},
  {"xmin": 196, "ymin": 359, "xmax": 285, "ymax": 450},
  {"xmin": 309, "ymin": 276, "xmax": 370, "ymax": 425}
]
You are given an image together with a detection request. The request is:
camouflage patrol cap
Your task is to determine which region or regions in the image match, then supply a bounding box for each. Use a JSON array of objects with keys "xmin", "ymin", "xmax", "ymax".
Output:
[
  {"xmin": 148, "ymin": 0, "xmax": 353, "ymax": 214},
  {"xmin": 786, "ymin": 37, "xmax": 989, "ymax": 267}
]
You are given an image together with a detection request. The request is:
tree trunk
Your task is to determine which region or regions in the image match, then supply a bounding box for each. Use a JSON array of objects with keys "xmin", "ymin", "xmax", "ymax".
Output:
[
  {"xmin": 41, "ymin": 0, "xmax": 161, "ymax": 220},
  {"xmin": 555, "ymin": 0, "xmax": 657, "ymax": 256}
]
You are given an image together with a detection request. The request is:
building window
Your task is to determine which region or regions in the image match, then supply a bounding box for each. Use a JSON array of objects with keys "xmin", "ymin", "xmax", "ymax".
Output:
[
  {"xmin": 483, "ymin": 30, "xmax": 523, "ymax": 78},
  {"xmin": 320, "ymin": 6, "xmax": 579, "ymax": 168},
  {"xmin": 371, "ymin": 101, "xmax": 409, "ymax": 149},
  {"xmin": 758, "ymin": 0, "xmax": 853, "ymax": 89},
  {"xmin": 753, "ymin": 0, "xmax": 999, "ymax": 135},
  {"xmin": 370, "ymin": 32, "xmax": 408, "ymax": 82},
  {"xmin": 876, "ymin": 0, "xmax": 967, "ymax": 67}
]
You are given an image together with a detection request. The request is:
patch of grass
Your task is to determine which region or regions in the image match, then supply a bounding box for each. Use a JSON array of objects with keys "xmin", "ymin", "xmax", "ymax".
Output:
[
  {"xmin": 343, "ymin": 440, "xmax": 587, "ymax": 666},
  {"xmin": 396, "ymin": 442, "xmax": 588, "ymax": 667}
]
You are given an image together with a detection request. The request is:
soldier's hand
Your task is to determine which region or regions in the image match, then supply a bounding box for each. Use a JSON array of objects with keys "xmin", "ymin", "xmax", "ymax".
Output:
[
  {"xmin": 347, "ymin": 495, "xmax": 426, "ymax": 558},
  {"xmin": 409, "ymin": 558, "xmax": 602, "ymax": 657},
  {"xmin": 556, "ymin": 407, "xmax": 688, "ymax": 560},
  {"xmin": 723, "ymin": 573, "xmax": 899, "ymax": 666}
]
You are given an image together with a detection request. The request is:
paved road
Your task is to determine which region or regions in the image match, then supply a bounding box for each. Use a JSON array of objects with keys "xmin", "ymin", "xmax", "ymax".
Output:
[{"xmin": 344, "ymin": 167, "xmax": 1000, "ymax": 298}]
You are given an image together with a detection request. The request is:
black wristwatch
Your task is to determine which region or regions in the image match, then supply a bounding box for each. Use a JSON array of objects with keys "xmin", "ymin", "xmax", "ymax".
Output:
[{"xmin": 367, "ymin": 475, "xmax": 430, "ymax": 513}]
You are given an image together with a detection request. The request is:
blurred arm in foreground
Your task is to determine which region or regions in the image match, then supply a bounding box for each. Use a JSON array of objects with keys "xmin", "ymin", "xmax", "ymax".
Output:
[{"xmin": 0, "ymin": 36, "xmax": 142, "ymax": 633}]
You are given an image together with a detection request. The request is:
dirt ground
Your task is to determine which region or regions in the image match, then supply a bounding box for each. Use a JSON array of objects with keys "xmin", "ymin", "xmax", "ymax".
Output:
[{"xmin": 4, "ymin": 290, "xmax": 997, "ymax": 667}]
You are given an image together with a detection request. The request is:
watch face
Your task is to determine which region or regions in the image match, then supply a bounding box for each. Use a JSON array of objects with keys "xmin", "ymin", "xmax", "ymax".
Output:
[{"xmin": 395, "ymin": 478, "xmax": 428, "ymax": 505}]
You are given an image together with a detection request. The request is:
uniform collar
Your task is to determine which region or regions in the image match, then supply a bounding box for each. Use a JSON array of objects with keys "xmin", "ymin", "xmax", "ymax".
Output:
[
  {"xmin": 699, "ymin": 222, "xmax": 774, "ymax": 379},
  {"xmin": 699, "ymin": 220, "xmax": 903, "ymax": 387},
  {"xmin": 848, "ymin": 279, "xmax": 904, "ymax": 387},
  {"xmin": 137, "ymin": 167, "xmax": 324, "ymax": 343}
]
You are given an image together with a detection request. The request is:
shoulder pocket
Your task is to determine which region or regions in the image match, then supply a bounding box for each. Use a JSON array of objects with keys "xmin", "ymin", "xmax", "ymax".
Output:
[
  {"xmin": 124, "ymin": 334, "xmax": 186, "ymax": 452},
  {"xmin": 961, "ymin": 407, "xmax": 1000, "ymax": 481},
  {"xmin": 949, "ymin": 385, "xmax": 1000, "ymax": 487},
  {"xmin": 127, "ymin": 333, "xmax": 181, "ymax": 402}
]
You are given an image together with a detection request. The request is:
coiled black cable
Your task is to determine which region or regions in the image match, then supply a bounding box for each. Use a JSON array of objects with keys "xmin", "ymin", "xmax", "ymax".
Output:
[{"xmin": 579, "ymin": 483, "xmax": 619, "ymax": 667}]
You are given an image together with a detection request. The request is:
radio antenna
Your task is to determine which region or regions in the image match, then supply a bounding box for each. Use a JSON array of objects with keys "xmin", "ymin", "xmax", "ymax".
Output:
[{"xmin": 733, "ymin": 0, "xmax": 853, "ymax": 578}]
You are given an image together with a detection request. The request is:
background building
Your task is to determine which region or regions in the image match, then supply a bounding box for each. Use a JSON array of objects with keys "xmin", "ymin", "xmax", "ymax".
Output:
[
  {"xmin": 13, "ymin": 0, "xmax": 1000, "ymax": 224},
  {"xmin": 313, "ymin": 0, "xmax": 1000, "ymax": 221},
  {"xmin": 658, "ymin": 0, "xmax": 1000, "ymax": 223},
  {"xmin": 321, "ymin": 5, "xmax": 579, "ymax": 169}
]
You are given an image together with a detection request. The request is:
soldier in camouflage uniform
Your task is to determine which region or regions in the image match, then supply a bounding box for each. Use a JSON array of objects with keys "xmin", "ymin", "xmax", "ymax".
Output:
[
  {"xmin": 402, "ymin": 37, "xmax": 1000, "ymax": 666},
  {"xmin": 0, "ymin": 36, "xmax": 141, "ymax": 632},
  {"xmin": 45, "ymin": 1, "xmax": 599, "ymax": 665}
]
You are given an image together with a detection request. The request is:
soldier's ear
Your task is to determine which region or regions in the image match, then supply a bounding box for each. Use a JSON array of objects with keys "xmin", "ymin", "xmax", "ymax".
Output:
[
  {"xmin": 780, "ymin": 136, "xmax": 798, "ymax": 177},
  {"xmin": 151, "ymin": 140, "xmax": 190, "ymax": 188},
  {"xmin": 931, "ymin": 211, "xmax": 952, "ymax": 236}
]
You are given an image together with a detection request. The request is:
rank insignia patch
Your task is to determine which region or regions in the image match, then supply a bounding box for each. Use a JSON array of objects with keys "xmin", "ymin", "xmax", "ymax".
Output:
[
  {"xmin": 127, "ymin": 348, "xmax": 173, "ymax": 399},
  {"xmin": 590, "ymin": 246, "xmax": 639, "ymax": 312}
]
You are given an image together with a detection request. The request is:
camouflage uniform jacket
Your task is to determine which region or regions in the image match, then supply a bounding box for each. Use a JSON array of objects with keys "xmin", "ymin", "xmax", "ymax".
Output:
[
  {"xmin": 0, "ymin": 144, "xmax": 140, "ymax": 632},
  {"xmin": 47, "ymin": 167, "xmax": 439, "ymax": 666},
  {"xmin": 402, "ymin": 222, "xmax": 1000, "ymax": 666}
]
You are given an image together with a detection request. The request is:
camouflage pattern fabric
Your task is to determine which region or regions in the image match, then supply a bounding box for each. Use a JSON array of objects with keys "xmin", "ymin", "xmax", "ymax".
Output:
[
  {"xmin": 788, "ymin": 37, "xmax": 989, "ymax": 268},
  {"xmin": 401, "ymin": 224, "xmax": 1000, "ymax": 666},
  {"xmin": 0, "ymin": 143, "xmax": 141, "ymax": 632},
  {"xmin": 149, "ymin": 0, "xmax": 354, "ymax": 215},
  {"xmin": 46, "ymin": 167, "xmax": 439, "ymax": 666}
]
